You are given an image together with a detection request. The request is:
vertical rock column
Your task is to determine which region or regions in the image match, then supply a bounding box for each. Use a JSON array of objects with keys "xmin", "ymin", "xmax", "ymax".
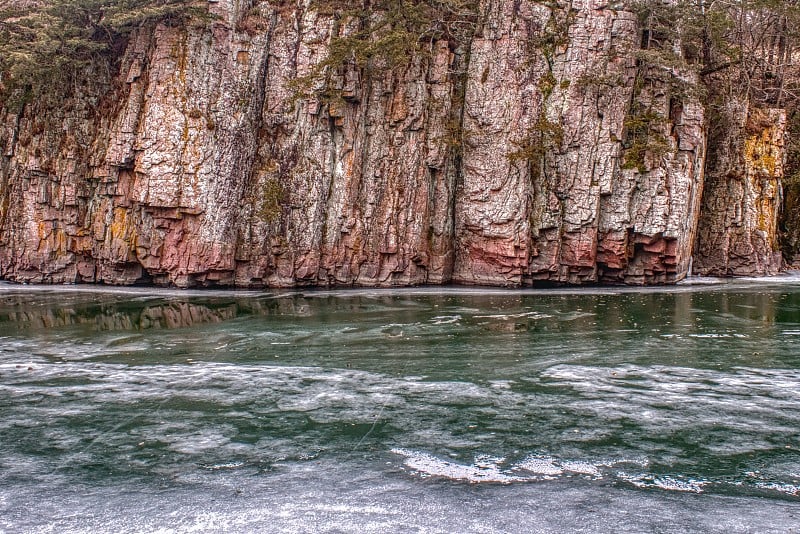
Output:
[
  {"xmin": 453, "ymin": 0, "xmax": 694, "ymax": 286},
  {"xmin": 0, "ymin": 1, "xmax": 276, "ymax": 287},
  {"xmin": 528, "ymin": 0, "xmax": 641, "ymax": 284},
  {"xmin": 118, "ymin": 11, "xmax": 271, "ymax": 286},
  {"xmin": 233, "ymin": 3, "xmax": 465, "ymax": 287},
  {"xmin": 694, "ymin": 108, "xmax": 786, "ymax": 276},
  {"xmin": 597, "ymin": 69, "xmax": 707, "ymax": 285},
  {"xmin": 452, "ymin": 0, "xmax": 552, "ymax": 286}
]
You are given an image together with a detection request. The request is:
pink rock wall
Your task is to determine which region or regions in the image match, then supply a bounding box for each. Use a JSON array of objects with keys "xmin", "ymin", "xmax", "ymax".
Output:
[{"xmin": 0, "ymin": 0, "xmax": 786, "ymax": 287}]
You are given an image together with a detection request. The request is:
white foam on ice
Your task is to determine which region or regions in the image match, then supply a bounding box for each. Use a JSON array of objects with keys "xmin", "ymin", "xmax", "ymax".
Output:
[
  {"xmin": 392, "ymin": 450, "xmax": 609, "ymax": 484},
  {"xmin": 391, "ymin": 448, "xmax": 522, "ymax": 484},
  {"xmin": 754, "ymin": 482, "xmax": 800, "ymax": 496},
  {"xmin": 514, "ymin": 456, "xmax": 563, "ymax": 476},
  {"xmin": 473, "ymin": 311, "xmax": 553, "ymax": 320},
  {"xmin": 619, "ymin": 473, "xmax": 709, "ymax": 493},
  {"xmin": 430, "ymin": 315, "xmax": 462, "ymax": 325}
]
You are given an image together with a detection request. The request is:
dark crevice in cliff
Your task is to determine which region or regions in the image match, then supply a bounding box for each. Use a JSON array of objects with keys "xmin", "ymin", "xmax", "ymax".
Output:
[
  {"xmin": 780, "ymin": 109, "xmax": 800, "ymax": 266},
  {"xmin": 447, "ymin": 39, "xmax": 473, "ymax": 284}
]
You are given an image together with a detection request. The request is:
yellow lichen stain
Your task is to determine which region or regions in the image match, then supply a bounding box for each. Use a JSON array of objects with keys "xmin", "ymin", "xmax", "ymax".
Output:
[
  {"xmin": 109, "ymin": 208, "xmax": 126, "ymax": 239},
  {"xmin": 745, "ymin": 136, "xmax": 779, "ymax": 177},
  {"xmin": 757, "ymin": 198, "xmax": 776, "ymax": 233},
  {"xmin": 37, "ymin": 221, "xmax": 48, "ymax": 241},
  {"xmin": 744, "ymin": 113, "xmax": 783, "ymax": 179},
  {"xmin": 54, "ymin": 228, "xmax": 67, "ymax": 253},
  {"xmin": 744, "ymin": 114, "xmax": 784, "ymax": 233},
  {"xmin": 109, "ymin": 207, "xmax": 136, "ymax": 252},
  {"xmin": 37, "ymin": 221, "xmax": 68, "ymax": 254}
]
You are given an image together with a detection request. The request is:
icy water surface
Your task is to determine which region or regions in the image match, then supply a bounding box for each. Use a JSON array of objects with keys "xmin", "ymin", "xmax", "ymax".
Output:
[{"xmin": 1, "ymin": 279, "xmax": 800, "ymax": 532}]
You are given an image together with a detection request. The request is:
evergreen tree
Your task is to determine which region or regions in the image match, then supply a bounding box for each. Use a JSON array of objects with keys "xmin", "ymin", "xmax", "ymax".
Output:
[{"xmin": 0, "ymin": 0, "xmax": 200, "ymax": 103}]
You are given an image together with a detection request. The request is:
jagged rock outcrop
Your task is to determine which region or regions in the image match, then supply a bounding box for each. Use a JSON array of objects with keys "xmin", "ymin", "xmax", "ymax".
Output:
[{"xmin": 0, "ymin": 0, "xmax": 790, "ymax": 287}]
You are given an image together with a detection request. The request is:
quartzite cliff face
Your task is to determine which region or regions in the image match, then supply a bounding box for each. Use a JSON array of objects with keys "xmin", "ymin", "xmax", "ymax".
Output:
[{"xmin": 0, "ymin": 0, "xmax": 791, "ymax": 288}]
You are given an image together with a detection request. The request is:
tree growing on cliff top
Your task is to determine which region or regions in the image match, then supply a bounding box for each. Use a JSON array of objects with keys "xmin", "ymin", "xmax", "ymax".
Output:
[
  {"xmin": 292, "ymin": 0, "xmax": 480, "ymax": 97},
  {"xmin": 0, "ymin": 0, "xmax": 201, "ymax": 105},
  {"xmin": 628, "ymin": 0, "xmax": 800, "ymax": 106}
]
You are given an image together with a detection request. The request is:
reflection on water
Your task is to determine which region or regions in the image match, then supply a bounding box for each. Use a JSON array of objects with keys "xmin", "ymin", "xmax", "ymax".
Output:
[
  {"xmin": 1, "ymin": 281, "xmax": 800, "ymax": 532},
  {"xmin": 0, "ymin": 300, "xmax": 240, "ymax": 331},
  {"xmin": 1, "ymin": 284, "xmax": 797, "ymax": 333}
]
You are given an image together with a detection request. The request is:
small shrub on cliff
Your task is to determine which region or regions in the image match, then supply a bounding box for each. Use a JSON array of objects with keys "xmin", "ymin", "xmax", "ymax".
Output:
[
  {"xmin": 508, "ymin": 111, "xmax": 564, "ymax": 180},
  {"xmin": 621, "ymin": 107, "xmax": 669, "ymax": 172}
]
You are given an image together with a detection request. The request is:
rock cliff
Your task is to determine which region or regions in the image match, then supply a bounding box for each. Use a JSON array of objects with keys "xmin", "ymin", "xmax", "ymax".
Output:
[{"xmin": 0, "ymin": 0, "xmax": 792, "ymax": 287}]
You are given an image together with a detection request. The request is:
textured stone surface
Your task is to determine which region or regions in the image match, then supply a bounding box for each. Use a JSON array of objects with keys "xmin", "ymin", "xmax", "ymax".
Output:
[
  {"xmin": 0, "ymin": 0, "xmax": 788, "ymax": 287},
  {"xmin": 694, "ymin": 107, "xmax": 786, "ymax": 276}
]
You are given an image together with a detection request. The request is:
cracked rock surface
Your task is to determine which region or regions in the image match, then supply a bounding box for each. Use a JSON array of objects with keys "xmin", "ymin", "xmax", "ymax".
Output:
[{"xmin": 0, "ymin": 0, "xmax": 788, "ymax": 287}]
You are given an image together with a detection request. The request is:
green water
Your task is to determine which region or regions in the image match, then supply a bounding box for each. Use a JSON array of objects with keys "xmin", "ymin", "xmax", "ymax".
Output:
[{"xmin": 1, "ymin": 281, "xmax": 800, "ymax": 532}]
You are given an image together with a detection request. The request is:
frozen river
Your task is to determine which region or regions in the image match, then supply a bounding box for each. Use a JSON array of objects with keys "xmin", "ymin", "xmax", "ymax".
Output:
[{"xmin": 1, "ymin": 279, "xmax": 800, "ymax": 532}]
